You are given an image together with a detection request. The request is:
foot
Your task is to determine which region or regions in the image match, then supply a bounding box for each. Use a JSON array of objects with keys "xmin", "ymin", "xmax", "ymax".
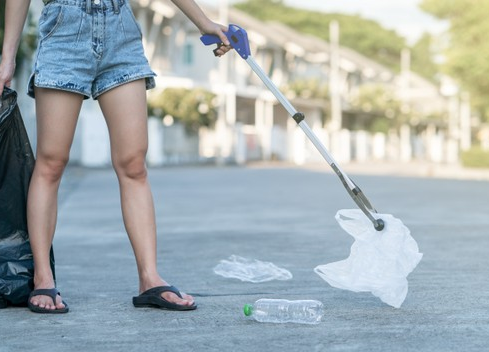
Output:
[
  {"xmin": 139, "ymin": 278, "xmax": 195, "ymax": 308},
  {"xmin": 29, "ymin": 281, "xmax": 67, "ymax": 312}
]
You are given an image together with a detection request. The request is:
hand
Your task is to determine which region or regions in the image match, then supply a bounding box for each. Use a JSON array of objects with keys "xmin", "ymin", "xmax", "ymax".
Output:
[
  {"xmin": 0, "ymin": 59, "xmax": 16, "ymax": 96},
  {"xmin": 201, "ymin": 22, "xmax": 233, "ymax": 57}
]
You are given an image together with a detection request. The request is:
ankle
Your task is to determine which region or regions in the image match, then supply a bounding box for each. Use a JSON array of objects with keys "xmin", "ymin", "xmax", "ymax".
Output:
[
  {"xmin": 138, "ymin": 275, "xmax": 167, "ymax": 293},
  {"xmin": 33, "ymin": 273, "xmax": 55, "ymax": 289}
]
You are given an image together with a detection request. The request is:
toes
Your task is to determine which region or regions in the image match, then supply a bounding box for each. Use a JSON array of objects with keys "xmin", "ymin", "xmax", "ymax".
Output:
[
  {"xmin": 161, "ymin": 292, "xmax": 194, "ymax": 306},
  {"xmin": 53, "ymin": 296, "xmax": 65, "ymax": 309},
  {"xmin": 179, "ymin": 292, "xmax": 195, "ymax": 305},
  {"xmin": 30, "ymin": 295, "xmax": 65, "ymax": 310},
  {"xmin": 181, "ymin": 293, "xmax": 194, "ymax": 304}
]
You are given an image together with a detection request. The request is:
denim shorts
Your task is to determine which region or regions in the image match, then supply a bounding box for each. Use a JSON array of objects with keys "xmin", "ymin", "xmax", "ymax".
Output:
[{"xmin": 28, "ymin": 0, "xmax": 156, "ymax": 99}]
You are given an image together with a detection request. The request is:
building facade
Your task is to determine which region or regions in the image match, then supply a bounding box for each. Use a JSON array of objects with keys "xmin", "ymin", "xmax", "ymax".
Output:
[{"xmin": 15, "ymin": 0, "xmax": 470, "ymax": 167}]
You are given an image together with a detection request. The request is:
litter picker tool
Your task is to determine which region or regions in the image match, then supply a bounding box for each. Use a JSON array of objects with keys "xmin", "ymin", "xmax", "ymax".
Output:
[
  {"xmin": 201, "ymin": 24, "xmax": 384, "ymax": 231},
  {"xmin": 201, "ymin": 25, "xmax": 422, "ymax": 308}
]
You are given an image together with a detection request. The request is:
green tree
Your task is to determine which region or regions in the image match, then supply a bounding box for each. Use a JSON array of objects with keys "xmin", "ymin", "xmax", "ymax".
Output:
[
  {"xmin": 411, "ymin": 33, "xmax": 439, "ymax": 82},
  {"xmin": 148, "ymin": 88, "xmax": 217, "ymax": 133},
  {"xmin": 282, "ymin": 78, "xmax": 329, "ymax": 100},
  {"xmin": 235, "ymin": 0, "xmax": 406, "ymax": 71},
  {"xmin": 236, "ymin": 0, "xmax": 439, "ymax": 82},
  {"xmin": 420, "ymin": 0, "xmax": 489, "ymax": 121},
  {"xmin": 348, "ymin": 84, "xmax": 404, "ymax": 132}
]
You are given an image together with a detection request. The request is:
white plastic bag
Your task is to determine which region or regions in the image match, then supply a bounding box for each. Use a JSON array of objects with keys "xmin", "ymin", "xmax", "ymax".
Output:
[
  {"xmin": 214, "ymin": 255, "xmax": 293, "ymax": 283},
  {"xmin": 314, "ymin": 209, "xmax": 422, "ymax": 308}
]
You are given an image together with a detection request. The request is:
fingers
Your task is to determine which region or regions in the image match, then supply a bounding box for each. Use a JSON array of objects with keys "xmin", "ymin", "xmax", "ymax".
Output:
[
  {"xmin": 0, "ymin": 61, "xmax": 15, "ymax": 96},
  {"xmin": 213, "ymin": 26, "xmax": 232, "ymax": 57},
  {"xmin": 213, "ymin": 43, "xmax": 232, "ymax": 57},
  {"xmin": 202, "ymin": 22, "xmax": 233, "ymax": 57},
  {"xmin": 217, "ymin": 25, "xmax": 230, "ymax": 47},
  {"xmin": 0, "ymin": 77, "xmax": 7, "ymax": 96},
  {"xmin": 0, "ymin": 82, "xmax": 10, "ymax": 97}
]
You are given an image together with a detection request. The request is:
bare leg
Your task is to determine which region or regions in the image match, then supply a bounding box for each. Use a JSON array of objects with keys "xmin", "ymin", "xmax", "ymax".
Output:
[
  {"xmin": 27, "ymin": 88, "xmax": 84, "ymax": 310},
  {"xmin": 98, "ymin": 80, "xmax": 194, "ymax": 307}
]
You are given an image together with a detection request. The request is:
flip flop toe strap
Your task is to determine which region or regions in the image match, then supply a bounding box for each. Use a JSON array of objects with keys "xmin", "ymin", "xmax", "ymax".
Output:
[
  {"xmin": 29, "ymin": 288, "xmax": 61, "ymax": 306},
  {"xmin": 140, "ymin": 285, "xmax": 182, "ymax": 298}
]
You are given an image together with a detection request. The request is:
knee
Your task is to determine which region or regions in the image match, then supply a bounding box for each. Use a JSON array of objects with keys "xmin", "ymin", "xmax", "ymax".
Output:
[
  {"xmin": 113, "ymin": 154, "xmax": 147, "ymax": 181},
  {"xmin": 35, "ymin": 155, "xmax": 69, "ymax": 183}
]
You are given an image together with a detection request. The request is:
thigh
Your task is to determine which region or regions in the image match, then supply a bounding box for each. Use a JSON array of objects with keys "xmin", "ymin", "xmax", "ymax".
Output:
[
  {"xmin": 97, "ymin": 79, "xmax": 149, "ymax": 162},
  {"xmin": 35, "ymin": 87, "xmax": 84, "ymax": 161}
]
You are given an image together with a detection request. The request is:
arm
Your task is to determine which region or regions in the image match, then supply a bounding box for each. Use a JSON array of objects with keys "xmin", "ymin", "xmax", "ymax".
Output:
[
  {"xmin": 171, "ymin": 0, "xmax": 231, "ymax": 56},
  {"xmin": 0, "ymin": 0, "xmax": 31, "ymax": 94}
]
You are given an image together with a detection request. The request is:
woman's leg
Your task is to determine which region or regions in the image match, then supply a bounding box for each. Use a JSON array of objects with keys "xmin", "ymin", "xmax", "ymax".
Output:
[
  {"xmin": 27, "ymin": 88, "xmax": 84, "ymax": 310},
  {"xmin": 97, "ymin": 80, "xmax": 194, "ymax": 307}
]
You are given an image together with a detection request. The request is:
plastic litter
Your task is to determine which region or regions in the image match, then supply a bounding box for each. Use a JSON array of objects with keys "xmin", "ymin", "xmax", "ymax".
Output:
[
  {"xmin": 213, "ymin": 255, "xmax": 293, "ymax": 283},
  {"xmin": 244, "ymin": 298, "xmax": 323, "ymax": 324},
  {"xmin": 314, "ymin": 209, "xmax": 422, "ymax": 308}
]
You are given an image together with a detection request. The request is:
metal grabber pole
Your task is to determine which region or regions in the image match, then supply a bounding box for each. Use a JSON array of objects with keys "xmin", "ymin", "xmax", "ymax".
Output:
[{"xmin": 201, "ymin": 25, "xmax": 384, "ymax": 231}]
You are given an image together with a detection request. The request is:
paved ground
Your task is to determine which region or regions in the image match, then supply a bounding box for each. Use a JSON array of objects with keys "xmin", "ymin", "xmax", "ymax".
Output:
[{"xmin": 1, "ymin": 163, "xmax": 489, "ymax": 352}]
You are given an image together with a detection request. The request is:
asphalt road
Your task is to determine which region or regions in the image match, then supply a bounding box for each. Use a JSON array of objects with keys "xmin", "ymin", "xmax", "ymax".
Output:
[{"xmin": 1, "ymin": 164, "xmax": 488, "ymax": 352}]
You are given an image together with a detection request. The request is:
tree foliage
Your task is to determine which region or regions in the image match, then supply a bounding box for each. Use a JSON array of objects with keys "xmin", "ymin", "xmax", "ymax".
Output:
[
  {"xmin": 282, "ymin": 78, "xmax": 329, "ymax": 100},
  {"xmin": 348, "ymin": 84, "xmax": 404, "ymax": 133},
  {"xmin": 420, "ymin": 0, "xmax": 489, "ymax": 120},
  {"xmin": 235, "ymin": 0, "xmax": 407, "ymax": 72},
  {"xmin": 148, "ymin": 88, "xmax": 217, "ymax": 132},
  {"xmin": 410, "ymin": 33, "xmax": 439, "ymax": 82}
]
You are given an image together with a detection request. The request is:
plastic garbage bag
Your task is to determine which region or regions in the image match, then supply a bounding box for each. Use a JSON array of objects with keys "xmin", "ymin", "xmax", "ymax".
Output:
[
  {"xmin": 0, "ymin": 87, "xmax": 55, "ymax": 307},
  {"xmin": 314, "ymin": 209, "xmax": 422, "ymax": 308},
  {"xmin": 214, "ymin": 255, "xmax": 293, "ymax": 283}
]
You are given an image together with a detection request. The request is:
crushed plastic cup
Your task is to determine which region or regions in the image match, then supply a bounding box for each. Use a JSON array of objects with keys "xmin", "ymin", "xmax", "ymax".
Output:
[{"xmin": 213, "ymin": 255, "xmax": 293, "ymax": 283}]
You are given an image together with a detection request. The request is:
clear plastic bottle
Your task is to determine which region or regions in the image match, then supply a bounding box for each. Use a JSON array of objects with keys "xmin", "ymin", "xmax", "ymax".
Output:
[{"xmin": 243, "ymin": 299, "xmax": 324, "ymax": 324}]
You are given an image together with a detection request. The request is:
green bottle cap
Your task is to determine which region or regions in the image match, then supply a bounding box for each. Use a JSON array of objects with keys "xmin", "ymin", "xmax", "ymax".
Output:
[{"xmin": 243, "ymin": 304, "xmax": 253, "ymax": 316}]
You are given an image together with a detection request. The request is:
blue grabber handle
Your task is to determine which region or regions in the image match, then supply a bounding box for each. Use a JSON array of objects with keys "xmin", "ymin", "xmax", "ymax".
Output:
[{"xmin": 200, "ymin": 24, "xmax": 251, "ymax": 59}]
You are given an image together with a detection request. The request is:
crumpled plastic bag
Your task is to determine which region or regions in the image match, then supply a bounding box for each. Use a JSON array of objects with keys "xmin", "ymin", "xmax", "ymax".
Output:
[
  {"xmin": 314, "ymin": 209, "xmax": 422, "ymax": 308},
  {"xmin": 0, "ymin": 87, "xmax": 56, "ymax": 307},
  {"xmin": 213, "ymin": 255, "xmax": 293, "ymax": 283},
  {"xmin": 0, "ymin": 87, "xmax": 35, "ymax": 306}
]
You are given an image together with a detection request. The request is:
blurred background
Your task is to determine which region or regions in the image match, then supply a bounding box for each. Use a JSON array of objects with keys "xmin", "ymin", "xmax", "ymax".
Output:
[{"xmin": 2, "ymin": 0, "xmax": 488, "ymax": 169}]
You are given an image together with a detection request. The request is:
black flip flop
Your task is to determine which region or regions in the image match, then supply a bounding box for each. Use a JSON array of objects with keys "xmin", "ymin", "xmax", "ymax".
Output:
[
  {"xmin": 133, "ymin": 285, "xmax": 197, "ymax": 311},
  {"xmin": 28, "ymin": 288, "xmax": 69, "ymax": 314}
]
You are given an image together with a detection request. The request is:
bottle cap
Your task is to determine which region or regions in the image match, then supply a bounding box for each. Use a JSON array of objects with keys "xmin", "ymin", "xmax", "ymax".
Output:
[{"xmin": 243, "ymin": 304, "xmax": 253, "ymax": 316}]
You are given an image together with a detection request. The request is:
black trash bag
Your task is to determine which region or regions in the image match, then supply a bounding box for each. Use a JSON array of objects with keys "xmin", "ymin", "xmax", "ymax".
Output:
[{"xmin": 0, "ymin": 87, "xmax": 55, "ymax": 307}]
